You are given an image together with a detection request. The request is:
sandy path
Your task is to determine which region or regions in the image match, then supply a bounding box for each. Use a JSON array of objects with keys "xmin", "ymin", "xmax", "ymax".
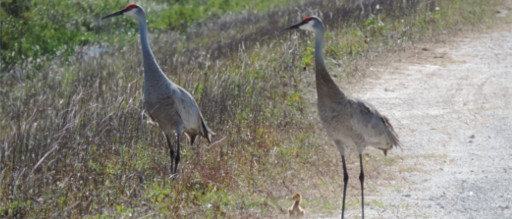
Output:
[{"xmin": 335, "ymin": 19, "xmax": 512, "ymax": 218}]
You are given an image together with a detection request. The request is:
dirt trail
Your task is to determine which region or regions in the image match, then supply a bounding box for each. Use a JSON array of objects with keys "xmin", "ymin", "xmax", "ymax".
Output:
[{"xmin": 333, "ymin": 17, "xmax": 512, "ymax": 219}]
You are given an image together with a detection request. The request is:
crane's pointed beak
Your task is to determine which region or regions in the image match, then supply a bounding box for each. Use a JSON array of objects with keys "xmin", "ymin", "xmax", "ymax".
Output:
[
  {"xmin": 284, "ymin": 23, "xmax": 301, "ymax": 31},
  {"xmin": 102, "ymin": 9, "xmax": 126, "ymax": 20}
]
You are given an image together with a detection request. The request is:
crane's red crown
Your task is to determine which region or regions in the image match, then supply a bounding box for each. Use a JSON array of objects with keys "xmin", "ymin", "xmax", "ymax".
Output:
[
  {"xmin": 125, "ymin": 3, "xmax": 139, "ymax": 11},
  {"xmin": 301, "ymin": 16, "xmax": 313, "ymax": 24}
]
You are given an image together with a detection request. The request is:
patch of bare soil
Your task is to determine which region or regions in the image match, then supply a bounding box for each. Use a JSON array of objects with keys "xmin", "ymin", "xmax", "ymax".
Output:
[
  {"xmin": 335, "ymin": 16, "xmax": 512, "ymax": 219},
  {"xmin": 287, "ymin": 6, "xmax": 512, "ymax": 219}
]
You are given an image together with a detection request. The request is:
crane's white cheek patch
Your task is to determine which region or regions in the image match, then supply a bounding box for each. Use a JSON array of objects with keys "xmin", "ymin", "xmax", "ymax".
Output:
[
  {"xmin": 125, "ymin": 10, "xmax": 137, "ymax": 17},
  {"xmin": 299, "ymin": 21, "xmax": 315, "ymax": 32}
]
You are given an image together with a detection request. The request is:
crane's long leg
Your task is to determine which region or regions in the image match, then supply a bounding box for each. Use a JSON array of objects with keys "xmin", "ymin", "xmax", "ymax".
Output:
[
  {"xmin": 165, "ymin": 134, "xmax": 175, "ymax": 172},
  {"xmin": 341, "ymin": 155, "xmax": 349, "ymax": 219},
  {"xmin": 359, "ymin": 154, "xmax": 365, "ymax": 219},
  {"xmin": 174, "ymin": 133, "xmax": 181, "ymax": 174}
]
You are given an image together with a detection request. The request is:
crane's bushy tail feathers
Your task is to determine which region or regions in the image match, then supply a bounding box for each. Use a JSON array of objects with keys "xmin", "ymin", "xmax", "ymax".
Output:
[
  {"xmin": 189, "ymin": 118, "xmax": 213, "ymax": 145},
  {"xmin": 201, "ymin": 118, "xmax": 214, "ymax": 144},
  {"xmin": 381, "ymin": 116, "xmax": 400, "ymax": 148}
]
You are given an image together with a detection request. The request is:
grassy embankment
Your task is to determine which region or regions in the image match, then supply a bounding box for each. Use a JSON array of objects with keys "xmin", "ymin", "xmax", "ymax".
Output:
[{"xmin": 0, "ymin": 0, "xmax": 504, "ymax": 217}]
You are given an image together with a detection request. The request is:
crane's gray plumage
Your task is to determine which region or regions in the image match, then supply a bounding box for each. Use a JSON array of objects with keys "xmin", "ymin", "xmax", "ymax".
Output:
[
  {"xmin": 103, "ymin": 4, "xmax": 213, "ymax": 174},
  {"xmin": 287, "ymin": 16, "xmax": 399, "ymax": 219}
]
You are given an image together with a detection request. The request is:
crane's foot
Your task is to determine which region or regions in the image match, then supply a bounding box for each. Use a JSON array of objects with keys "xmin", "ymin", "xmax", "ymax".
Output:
[{"xmin": 169, "ymin": 173, "xmax": 179, "ymax": 179}]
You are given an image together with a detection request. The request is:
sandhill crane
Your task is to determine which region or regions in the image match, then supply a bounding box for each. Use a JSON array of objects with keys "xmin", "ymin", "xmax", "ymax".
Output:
[
  {"xmin": 286, "ymin": 16, "xmax": 400, "ymax": 218},
  {"xmin": 102, "ymin": 4, "xmax": 213, "ymax": 175},
  {"xmin": 288, "ymin": 193, "xmax": 305, "ymax": 218}
]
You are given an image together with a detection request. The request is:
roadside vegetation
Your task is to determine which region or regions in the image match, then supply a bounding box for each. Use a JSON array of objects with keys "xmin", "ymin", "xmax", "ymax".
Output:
[{"xmin": 0, "ymin": 0, "xmax": 504, "ymax": 217}]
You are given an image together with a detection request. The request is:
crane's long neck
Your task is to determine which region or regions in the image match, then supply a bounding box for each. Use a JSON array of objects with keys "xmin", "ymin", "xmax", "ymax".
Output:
[
  {"xmin": 313, "ymin": 27, "xmax": 346, "ymax": 101},
  {"xmin": 137, "ymin": 14, "xmax": 168, "ymax": 83}
]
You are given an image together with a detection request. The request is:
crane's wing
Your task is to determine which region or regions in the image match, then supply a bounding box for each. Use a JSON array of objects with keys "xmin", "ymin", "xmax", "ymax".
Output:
[
  {"xmin": 174, "ymin": 86, "xmax": 213, "ymax": 143},
  {"xmin": 350, "ymin": 99, "xmax": 400, "ymax": 148}
]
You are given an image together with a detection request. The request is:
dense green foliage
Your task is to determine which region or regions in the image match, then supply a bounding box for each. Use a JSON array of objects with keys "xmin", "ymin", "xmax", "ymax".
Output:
[
  {"xmin": 0, "ymin": 0, "xmax": 294, "ymax": 72},
  {"xmin": 150, "ymin": 0, "xmax": 295, "ymax": 30},
  {"xmin": 0, "ymin": 0, "xmax": 134, "ymax": 72}
]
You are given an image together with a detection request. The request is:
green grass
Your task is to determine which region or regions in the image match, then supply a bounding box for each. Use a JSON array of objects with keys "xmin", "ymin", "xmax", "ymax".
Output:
[
  {"xmin": 0, "ymin": 0, "xmax": 506, "ymax": 217},
  {"xmin": 1, "ymin": 0, "xmax": 296, "ymax": 73}
]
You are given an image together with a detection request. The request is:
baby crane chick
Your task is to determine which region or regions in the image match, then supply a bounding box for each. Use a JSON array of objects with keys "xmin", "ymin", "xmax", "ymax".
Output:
[{"xmin": 288, "ymin": 193, "xmax": 305, "ymax": 218}]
